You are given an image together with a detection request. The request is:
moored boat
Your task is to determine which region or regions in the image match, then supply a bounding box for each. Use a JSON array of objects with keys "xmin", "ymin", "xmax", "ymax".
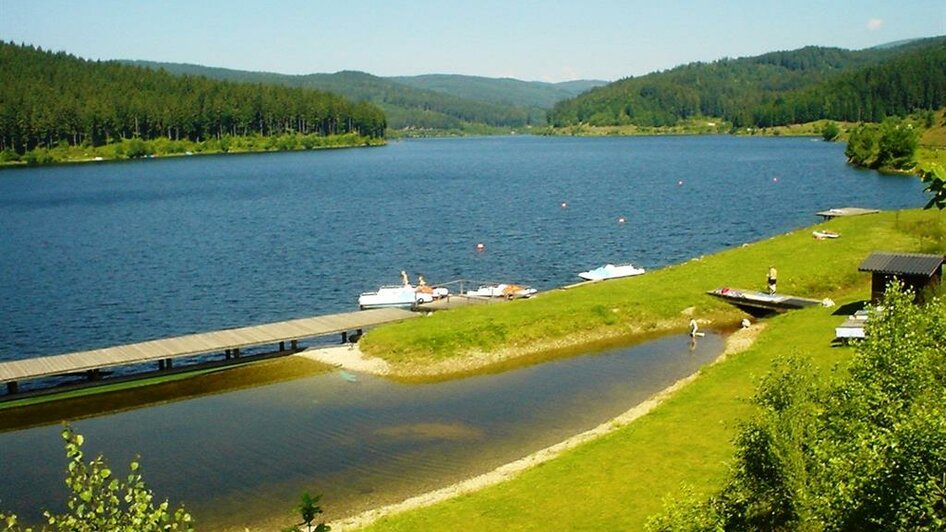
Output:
[
  {"xmin": 358, "ymin": 285, "xmax": 431, "ymax": 310},
  {"xmin": 578, "ymin": 263, "xmax": 646, "ymax": 281},
  {"xmin": 465, "ymin": 283, "xmax": 537, "ymax": 299},
  {"xmin": 358, "ymin": 271, "xmax": 447, "ymax": 310}
]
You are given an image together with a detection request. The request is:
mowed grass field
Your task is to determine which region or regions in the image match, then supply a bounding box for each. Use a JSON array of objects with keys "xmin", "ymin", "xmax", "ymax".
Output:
[{"xmin": 356, "ymin": 209, "xmax": 943, "ymax": 530}]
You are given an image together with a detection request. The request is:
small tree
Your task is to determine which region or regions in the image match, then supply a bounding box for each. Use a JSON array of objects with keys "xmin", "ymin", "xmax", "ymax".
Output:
[
  {"xmin": 844, "ymin": 124, "xmax": 878, "ymax": 167},
  {"xmin": 0, "ymin": 425, "xmax": 193, "ymax": 531},
  {"xmin": 283, "ymin": 492, "xmax": 330, "ymax": 532},
  {"xmin": 821, "ymin": 121, "xmax": 839, "ymax": 142}
]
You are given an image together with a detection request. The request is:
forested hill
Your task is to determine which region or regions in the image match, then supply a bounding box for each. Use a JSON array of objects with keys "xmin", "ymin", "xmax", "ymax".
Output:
[
  {"xmin": 0, "ymin": 42, "xmax": 386, "ymax": 154},
  {"xmin": 548, "ymin": 37, "xmax": 946, "ymax": 129},
  {"xmin": 125, "ymin": 61, "xmax": 604, "ymax": 132}
]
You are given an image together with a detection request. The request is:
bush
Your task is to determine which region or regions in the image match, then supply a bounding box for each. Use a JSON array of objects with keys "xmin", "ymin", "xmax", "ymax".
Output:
[
  {"xmin": 648, "ymin": 282, "xmax": 946, "ymax": 530},
  {"xmin": 821, "ymin": 121, "xmax": 839, "ymax": 142},
  {"xmin": 0, "ymin": 148, "xmax": 21, "ymax": 162},
  {"xmin": 124, "ymin": 138, "xmax": 151, "ymax": 159}
]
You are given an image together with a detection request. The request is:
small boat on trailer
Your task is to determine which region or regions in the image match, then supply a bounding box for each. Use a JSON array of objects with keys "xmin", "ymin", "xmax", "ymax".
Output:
[
  {"xmin": 707, "ymin": 287, "xmax": 822, "ymax": 318},
  {"xmin": 578, "ymin": 263, "xmax": 646, "ymax": 281}
]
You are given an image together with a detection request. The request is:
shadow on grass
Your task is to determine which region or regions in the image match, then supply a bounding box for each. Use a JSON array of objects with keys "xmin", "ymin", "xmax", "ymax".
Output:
[{"xmin": 832, "ymin": 300, "xmax": 869, "ymax": 316}]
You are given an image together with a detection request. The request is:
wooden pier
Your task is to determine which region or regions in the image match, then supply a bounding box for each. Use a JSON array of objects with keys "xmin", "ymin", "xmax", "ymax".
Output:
[{"xmin": 0, "ymin": 307, "xmax": 417, "ymax": 395}]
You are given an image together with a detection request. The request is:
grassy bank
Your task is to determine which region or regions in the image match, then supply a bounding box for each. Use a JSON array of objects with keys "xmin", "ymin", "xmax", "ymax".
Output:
[
  {"xmin": 355, "ymin": 209, "xmax": 943, "ymax": 530},
  {"xmin": 0, "ymin": 132, "xmax": 384, "ymax": 168},
  {"xmin": 362, "ymin": 210, "xmax": 944, "ymax": 375}
]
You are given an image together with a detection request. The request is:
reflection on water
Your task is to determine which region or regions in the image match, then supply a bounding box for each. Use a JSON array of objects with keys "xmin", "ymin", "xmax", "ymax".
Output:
[
  {"xmin": 0, "ymin": 333, "xmax": 723, "ymax": 529},
  {"xmin": 374, "ymin": 422, "xmax": 485, "ymax": 442}
]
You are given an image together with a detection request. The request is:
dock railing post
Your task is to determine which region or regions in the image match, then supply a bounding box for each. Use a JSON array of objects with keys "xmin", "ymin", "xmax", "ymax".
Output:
[
  {"xmin": 6, "ymin": 381, "xmax": 17, "ymax": 395},
  {"xmin": 291, "ymin": 339, "xmax": 298, "ymax": 351}
]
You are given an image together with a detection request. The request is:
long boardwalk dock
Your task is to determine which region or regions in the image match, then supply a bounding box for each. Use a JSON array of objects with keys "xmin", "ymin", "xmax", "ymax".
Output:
[{"xmin": 0, "ymin": 307, "xmax": 417, "ymax": 394}]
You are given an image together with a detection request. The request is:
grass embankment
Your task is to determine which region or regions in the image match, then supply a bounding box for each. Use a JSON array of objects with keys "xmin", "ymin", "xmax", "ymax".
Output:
[
  {"xmin": 355, "ymin": 209, "xmax": 943, "ymax": 530},
  {"xmin": 362, "ymin": 210, "xmax": 943, "ymax": 377}
]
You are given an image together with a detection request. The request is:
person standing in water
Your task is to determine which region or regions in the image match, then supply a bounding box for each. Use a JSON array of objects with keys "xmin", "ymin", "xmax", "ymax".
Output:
[{"xmin": 767, "ymin": 266, "xmax": 778, "ymax": 294}]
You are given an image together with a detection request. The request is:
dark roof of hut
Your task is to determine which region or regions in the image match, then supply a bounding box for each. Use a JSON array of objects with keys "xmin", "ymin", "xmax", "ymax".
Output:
[{"xmin": 858, "ymin": 252, "xmax": 946, "ymax": 276}]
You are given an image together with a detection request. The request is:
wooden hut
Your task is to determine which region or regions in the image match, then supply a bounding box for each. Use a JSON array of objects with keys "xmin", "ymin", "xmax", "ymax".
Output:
[{"xmin": 858, "ymin": 252, "xmax": 945, "ymax": 303}]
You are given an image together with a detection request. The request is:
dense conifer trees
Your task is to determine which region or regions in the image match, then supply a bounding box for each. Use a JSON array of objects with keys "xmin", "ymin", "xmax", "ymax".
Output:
[
  {"xmin": 549, "ymin": 38, "xmax": 946, "ymax": 129},
  {"xmin": 0, "ymin": 42, "xmax": 386, "ymax": 154}
]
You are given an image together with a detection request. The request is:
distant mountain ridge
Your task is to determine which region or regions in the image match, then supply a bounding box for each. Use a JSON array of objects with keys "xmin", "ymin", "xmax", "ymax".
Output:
[
  {"xmin": 124, "ymin": 60, "xmax": 607, "ymax": 132},
  {"xmin": 389, "ymin": 74, "xmax": 606, "ymax": 109}
]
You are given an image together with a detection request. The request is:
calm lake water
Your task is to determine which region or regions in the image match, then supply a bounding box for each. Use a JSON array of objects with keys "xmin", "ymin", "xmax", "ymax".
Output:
[
  {"xmin": 0, "ymin": 136, "xmax": 924, "ymax": 362},
  {"xmin": 0, "ymin": 136, "xmax": 927, "ymax": 528}
]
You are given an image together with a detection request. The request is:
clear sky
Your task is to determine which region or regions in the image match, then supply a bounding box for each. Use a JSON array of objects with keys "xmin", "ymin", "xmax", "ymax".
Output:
[{"xmin": 1, "ymin": 0, "xmax": 944, "ymax": 82}]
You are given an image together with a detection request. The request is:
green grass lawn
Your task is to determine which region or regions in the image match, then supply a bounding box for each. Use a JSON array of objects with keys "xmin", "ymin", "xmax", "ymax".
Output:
[{"xmin": 355, "ymin": 209, "xmax": 944, "ymax": 530}]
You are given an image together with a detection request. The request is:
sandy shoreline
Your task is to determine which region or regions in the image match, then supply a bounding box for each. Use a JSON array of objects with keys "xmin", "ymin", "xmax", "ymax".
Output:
[
  {"xmin": 297, "ymin": 344, "xmax": 391, "ymax": 375},
  {"xmin": 313, "ymin": 324, "xmax": 764, "ymax": 530}
]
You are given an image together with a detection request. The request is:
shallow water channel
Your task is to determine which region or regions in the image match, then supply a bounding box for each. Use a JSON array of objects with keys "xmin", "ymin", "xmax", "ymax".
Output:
[{"xmin": 0, "ymin": 332, "xmax": 722, "ymax": 529}]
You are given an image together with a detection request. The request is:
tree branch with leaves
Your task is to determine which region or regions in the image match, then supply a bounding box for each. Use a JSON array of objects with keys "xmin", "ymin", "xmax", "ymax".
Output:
[
  {"xmin": 0, "ymin": 425, "xmax": 193, "ymax": 532},
  {"xmin": 920, "ymin": 163, "xmax": 946, "ymax": 210}
]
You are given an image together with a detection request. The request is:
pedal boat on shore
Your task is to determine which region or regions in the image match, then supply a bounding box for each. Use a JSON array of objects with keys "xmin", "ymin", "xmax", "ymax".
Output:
[
  {"xmin": 358, "ymin": 272, "xmax": 448, "ymax": 310},
  {"xmin": 707, "ymin": 287, "xmax": 822, "ymax": 317},
  {"xmin": 464, "ymin": 283, "xmax": 537, "ymax": 299},
  {"xmin": 578, "ymin": 263, "xmax": 646, "ymax": 281}
]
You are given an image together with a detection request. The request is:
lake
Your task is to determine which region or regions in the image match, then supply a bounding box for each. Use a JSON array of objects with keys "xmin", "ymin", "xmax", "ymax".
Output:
[
  {"xmin": 0, "ymin": 136, "xmax": 927, "ymax": 528},
  {"xmin": 0, "ymin": 136, "xmax": 924, "ymax": 363}
]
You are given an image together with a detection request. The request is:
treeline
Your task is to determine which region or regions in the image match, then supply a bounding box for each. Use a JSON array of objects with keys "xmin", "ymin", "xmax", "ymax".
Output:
[
  {"xmin": 549, "ymin": 38, "xmax": 946, "ymax": 129},
  {"xmin": 0, "ymin": 42, "xmax": 386, "ymax": 154}
]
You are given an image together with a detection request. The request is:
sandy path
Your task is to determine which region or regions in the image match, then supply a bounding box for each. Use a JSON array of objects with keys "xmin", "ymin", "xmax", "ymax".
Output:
[{"xmin": 326, "ymin": 324, "xmax": 765, "ymax": 530}]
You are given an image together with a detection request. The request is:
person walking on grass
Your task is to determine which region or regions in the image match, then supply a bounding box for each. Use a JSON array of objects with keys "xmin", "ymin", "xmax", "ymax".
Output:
[{"xmin": 767, "ymin": 265, "xmax": 778, "ymax": 294}]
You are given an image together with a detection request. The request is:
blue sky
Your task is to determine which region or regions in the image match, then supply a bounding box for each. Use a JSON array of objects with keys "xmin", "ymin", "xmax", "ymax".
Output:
[{"xmin": 1, "ymin": 1, "xmax": 943, "ymax": 82}]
